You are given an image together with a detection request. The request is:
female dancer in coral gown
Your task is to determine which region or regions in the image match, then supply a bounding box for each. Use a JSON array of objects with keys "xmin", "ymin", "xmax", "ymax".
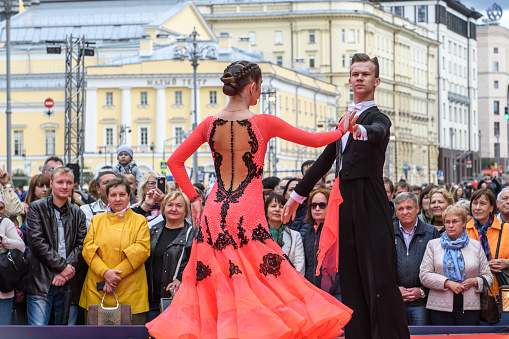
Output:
[{"xmin": 146, "ymin": 61, "xmax": 354, "ymax": 339}]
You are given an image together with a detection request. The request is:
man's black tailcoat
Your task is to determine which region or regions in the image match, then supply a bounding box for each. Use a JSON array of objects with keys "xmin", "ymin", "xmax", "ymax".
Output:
[{"xmin": 294, "ymin": 106, "xmax": 409, "ymax": 339}]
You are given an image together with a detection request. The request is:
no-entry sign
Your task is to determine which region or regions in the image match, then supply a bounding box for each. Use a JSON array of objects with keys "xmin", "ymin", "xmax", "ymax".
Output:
[{"xmin": 44, "ymin": 98, "xmax": 54, "ymax": 109}]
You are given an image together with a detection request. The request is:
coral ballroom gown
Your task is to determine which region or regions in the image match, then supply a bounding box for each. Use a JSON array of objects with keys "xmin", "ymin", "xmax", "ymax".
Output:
[{"xmin": 146, "ymin": 114, "xmax": 352, "ymax": 339}]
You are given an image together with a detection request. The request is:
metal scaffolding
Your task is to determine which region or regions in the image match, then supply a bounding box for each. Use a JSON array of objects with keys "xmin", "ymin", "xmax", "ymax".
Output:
[{"xmin": 64, "ymin": 35, "xmax": 86, "ymax": 187}]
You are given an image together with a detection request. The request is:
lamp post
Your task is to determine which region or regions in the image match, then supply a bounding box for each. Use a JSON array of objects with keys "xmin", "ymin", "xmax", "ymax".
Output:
[
  {"xmin": 478, "ymin": 130, "xmax": 482, "ymax": 179},
  {"xmin": 496, "ymin": 131, "xmax": 501, "ymax": 179},
  {"xmin": 450, "ymin": 128, "xmax": 455, "ymax": 183},
  {"xmin": 1, "ymin": 0, "xmax": 20, "ymax": 176},
  {"xmin": 174, "ymin": 28, "xmax": 216, "ymax": 183}
]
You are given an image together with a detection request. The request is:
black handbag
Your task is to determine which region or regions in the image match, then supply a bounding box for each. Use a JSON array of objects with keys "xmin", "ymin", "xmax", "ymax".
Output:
[
  {"xmin": 495, "ymin": 223, "xmax": 509, "ymax": 287},
  {"xmin": 480, "ymin": 276, "xmax": 500, "ymax": 324},
  {"xmin": 0, "ymin": 248, "xmax": 29, "ymax": 293}
]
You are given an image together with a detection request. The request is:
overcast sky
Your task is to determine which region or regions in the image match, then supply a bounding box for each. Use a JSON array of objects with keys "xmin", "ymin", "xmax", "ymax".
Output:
[{"xmin": 461, "ymin": 0, "xmax": 509, "ymax": 28}]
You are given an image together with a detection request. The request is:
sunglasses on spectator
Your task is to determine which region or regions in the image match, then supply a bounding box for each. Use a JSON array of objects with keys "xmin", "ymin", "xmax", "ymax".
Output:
[
  {"xmin": 146, "ymin": 181, "xmax": 157, "ymax": 187},
  {"xmin": 310, "ymin": 202, "xmax": 327, "ymax": 209}
]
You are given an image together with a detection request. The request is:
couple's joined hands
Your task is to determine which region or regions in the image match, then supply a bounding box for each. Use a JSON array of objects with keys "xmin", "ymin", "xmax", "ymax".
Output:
[{"xmin": 336, "ymin": 112, "xmax": 361, "ymax": 138}]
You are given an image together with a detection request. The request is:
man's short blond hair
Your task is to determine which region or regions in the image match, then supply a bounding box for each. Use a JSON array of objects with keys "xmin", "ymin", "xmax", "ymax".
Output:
[
  {"xmin": 51, "ymin": 166, "xmax": 74, "ymax": 181},
  {"xmin": 351, "ymin": 53, "xmax": 379, "ymax": 78}
]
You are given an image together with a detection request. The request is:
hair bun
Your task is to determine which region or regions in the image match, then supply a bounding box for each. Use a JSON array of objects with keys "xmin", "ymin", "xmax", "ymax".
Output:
[{"xmin": 221, "ymin": 73, "xmax": 239, "ymax": 89}]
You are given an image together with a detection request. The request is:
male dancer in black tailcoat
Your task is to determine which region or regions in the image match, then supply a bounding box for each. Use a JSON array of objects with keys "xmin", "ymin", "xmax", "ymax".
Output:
[{"xmin": 283, "ymin": 53, "xmax": 409, "ymax": 339}]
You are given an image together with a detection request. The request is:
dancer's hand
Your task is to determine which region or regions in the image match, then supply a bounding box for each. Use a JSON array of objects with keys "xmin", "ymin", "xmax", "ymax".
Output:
[
  {"xmin": 347, "ymin": 113, "xmax": 359, "ymax": 133},
  {"xmin": 351, "ymin": 125, "xmax": 362, "ymax": 140},
  {"xmin": 191, "ymin": 200, "xmax": 203, "ymax": 227},
  {"xmin": 282, "ymin": 197, "xmax": 298, "ymax": 224}
]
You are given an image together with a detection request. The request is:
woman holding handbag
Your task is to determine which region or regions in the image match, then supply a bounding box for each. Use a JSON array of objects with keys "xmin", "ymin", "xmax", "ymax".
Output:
[
  {"xmin": 0, "ymin": 195, "xmax": 25, "ymax": 325},
  {"xmin": 79, "ymin": 175, "xmax": 150, "ymax": 325},
  {"xmin": 420, "ymin": 205, "xmax": 494, "ymax": 325},
  {"xmin": 146, "ymin": 191, "xmax": 197, "ymax": 322}
]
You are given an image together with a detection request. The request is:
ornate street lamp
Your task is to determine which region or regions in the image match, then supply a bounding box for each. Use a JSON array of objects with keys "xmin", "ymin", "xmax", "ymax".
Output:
[{"xmin": 173, "ymin": 27, "xmax": 216, "ymax": 183}]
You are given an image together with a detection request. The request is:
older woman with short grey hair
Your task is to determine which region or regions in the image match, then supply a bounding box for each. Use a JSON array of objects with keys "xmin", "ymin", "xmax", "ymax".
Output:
[{"xmin": 420, "ymin": 205, "xmax": 493, "ymax": 325}]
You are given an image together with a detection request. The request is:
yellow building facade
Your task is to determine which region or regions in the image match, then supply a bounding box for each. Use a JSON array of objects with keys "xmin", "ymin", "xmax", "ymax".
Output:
[{"xmin": 197, "ymin": 0, "xmax": 440, "ymax": 184}]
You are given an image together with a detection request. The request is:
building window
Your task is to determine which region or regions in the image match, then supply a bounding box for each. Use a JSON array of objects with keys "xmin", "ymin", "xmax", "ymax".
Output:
[
  {"xmin": 308, "ymin": 30, "xmax": 315, "ymax": 43},
  {"xmin": 14, "ymin": 130, "xmax": 23, "ymax": 156},
  {"xmin": 249, "ymin": 32, "xmax": 256, "ymax": 45},
  {"xmin": 139, "ymin": 127, "xmax": 149, "ymax": 146},
  {"xmin": 276, "ymin": 56, "xmax": 283, "ymax": 66},
  {"xmin": 275, "ymin": 31, "xmax": 282, "ymax": 45},
  {"xmin": 495, "ymin": 81, "xmax": 499, "ymax": 89},
  {"xmin": 209, "ymin": 91, "xmax": 217, "ymax": 105},
  {"xmin": 494, "ymin": 62, "xmax": 499, "ymax": 72},
  {"xmin": 394, "ymin": 6, "xmax": 403, "ymax": 16},
  {"xmin": 309, "ymin": 55, "xmax": 315, "ymax": 68},
  {"xmin": 348, "ymin": 29, "xmax": 355, "ymax": 43},
  {"xmin": 175, "ymin": 91, "xmax": 182, "ymax": 105},
  {"xmin": 174, "ymin": 126, "xmax": 185, "ymax": 146},
  {"xmin": 495, "ymin": 143, "xmax": 500, "ymax": 157},
  {"xmin": 140, "ymin": 91, "xmax": 148, "ymax": 105},
  {"xmin": 106, "ymin": 92, "xmax": 113, "ymax": 106},
  {"xmin": 45, "ymin": 130, "xmax": 55, "ymax": 155},
  {"xmin": 494, "ymin": 47, "xmax": 498, "ymax": 54},
  {"xmin": 341, "ymin": 29, "xmax": 345, "ymax": 42},
  {"xmin": 418, "ymin": 5, "xmax": 426, "ymax": 22},
  {"xmin": 105, "ymin": 127, "xmax": 114, "ymax": 146},
  {"xmin": 495, "ymin": 122, "xmax": 500, "ymax": 136},
  {"xmin": 494, "ymin": 101, "xmax": 500, "ymax": 115},
  {"xmin": 349, "ymin": 89, "xmax": 354, "ymax": 102},
  {"xmin": 342, "ymin": 54, "xmax": 346, "ymax": 68}
]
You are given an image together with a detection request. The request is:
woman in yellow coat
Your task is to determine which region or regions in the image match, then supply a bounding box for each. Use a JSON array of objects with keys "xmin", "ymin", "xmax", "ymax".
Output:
[{"xmin": 79, "ymin": 175, "xmax": 150, "ymax": 324}]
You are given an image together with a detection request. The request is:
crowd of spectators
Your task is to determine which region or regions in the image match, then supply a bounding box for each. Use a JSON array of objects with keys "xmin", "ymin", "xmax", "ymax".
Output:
[{"xmin": 1, "ymin": 148, "xmax": 508, "ymax": 326}]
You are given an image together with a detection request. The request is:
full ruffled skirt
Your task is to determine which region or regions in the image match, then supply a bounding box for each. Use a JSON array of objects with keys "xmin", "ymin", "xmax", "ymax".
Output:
[{"xmin": 146, "ymin": 238, "xmax": 352, "ymax": 339}]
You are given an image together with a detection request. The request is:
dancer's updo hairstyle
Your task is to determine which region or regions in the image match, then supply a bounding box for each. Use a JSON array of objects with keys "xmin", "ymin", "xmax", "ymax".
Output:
[{"xmin": 220, "ymin": 60, "xmax": 261, "ymax": 96}]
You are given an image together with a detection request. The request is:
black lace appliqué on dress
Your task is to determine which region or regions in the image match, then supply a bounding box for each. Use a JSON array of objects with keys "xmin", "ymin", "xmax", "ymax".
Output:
[
  {"xmin": 237, "ymin": 216, "xmax": 249, "ymax": 247},
  {"xmin": 228, "ymin": 260, "xmax": 242, "ymax": 278},
  {"xmin": 252, "ymin": 224, "xmax": 272, "ymax": 244},
  {"xmin": 259, "ymin": 253, "xmax": 285, "ymax": 277},
  {"xmin": 212, "ymin": 230, "xmax": 238, "ymax": 251},
  {"xmin": 204, "ymin": 216, "xmax": 213, "ymax": 246},
  {"xmin": 196, "ymin": 261, "xmax": 212, "ymax": 285}
]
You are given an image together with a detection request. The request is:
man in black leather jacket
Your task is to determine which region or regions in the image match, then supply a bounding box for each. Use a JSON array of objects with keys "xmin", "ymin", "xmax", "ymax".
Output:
[
  {"xmin": 394, "ymin": 192, "xmax": 439, "ymax": 325},
  {"xmin": 25, "ymin": 167, "xmax": 87, "ymax": 325}
]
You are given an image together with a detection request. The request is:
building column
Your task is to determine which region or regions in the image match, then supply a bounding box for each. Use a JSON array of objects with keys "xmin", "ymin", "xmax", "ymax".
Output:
[
  {"xmin": 155, "ymin": 87, "xmax": 166, "ymax": 153},
  {"xmin": 121, "ymin": 87, "xmax": 132, "ymax": 146},
  {"xmin": 85, "ymin": 88, "xmax": 97, "ymax": 153}
]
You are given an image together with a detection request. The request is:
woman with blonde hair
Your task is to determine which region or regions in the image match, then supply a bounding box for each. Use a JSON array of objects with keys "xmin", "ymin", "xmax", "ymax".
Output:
[
  {"xmin": 146, "ymin": 191, "xmax": 197, "ymax": 321},
  {"xmin": 429, "ymin": 188, "xmax": 455, "ymax": 233}
]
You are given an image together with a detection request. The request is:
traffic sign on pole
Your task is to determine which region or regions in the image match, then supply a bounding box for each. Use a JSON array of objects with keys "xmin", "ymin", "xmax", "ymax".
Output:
[{"xmin": 44, "ymin": 98, "xmax": 54, "ymax": 109}]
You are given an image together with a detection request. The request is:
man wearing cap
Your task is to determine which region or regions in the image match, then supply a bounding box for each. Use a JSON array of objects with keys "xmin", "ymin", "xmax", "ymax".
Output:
[{"xmin": 112, "ymin": 145, "xmax": 142, "ymax": 182}]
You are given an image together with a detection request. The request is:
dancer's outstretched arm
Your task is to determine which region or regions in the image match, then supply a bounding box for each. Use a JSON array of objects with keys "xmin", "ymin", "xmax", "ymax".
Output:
[
  {"xmin": 168, "ymin": 117, "xmax": 212, "ymax": 225},
  {"xmin": 262, "ymin": 113, "xmax": 356, "ymax": 147}
]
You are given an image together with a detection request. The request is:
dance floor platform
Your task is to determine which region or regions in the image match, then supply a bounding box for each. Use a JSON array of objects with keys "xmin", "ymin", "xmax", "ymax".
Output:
[{"xmin": 1, "ymin": 326, "xmax": 509, "ymax": 338}]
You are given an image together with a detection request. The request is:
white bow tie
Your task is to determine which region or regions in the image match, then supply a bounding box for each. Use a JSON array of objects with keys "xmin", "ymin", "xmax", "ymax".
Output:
[{"xmin": 347, "ymin": 103, "xmax": 363, "ymax": 113}]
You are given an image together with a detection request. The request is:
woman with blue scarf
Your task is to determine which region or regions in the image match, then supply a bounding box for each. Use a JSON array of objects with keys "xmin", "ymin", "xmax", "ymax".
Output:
[{"xmin": 420, "ymin": 205, "xmax": 493, "ymax": 325}]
